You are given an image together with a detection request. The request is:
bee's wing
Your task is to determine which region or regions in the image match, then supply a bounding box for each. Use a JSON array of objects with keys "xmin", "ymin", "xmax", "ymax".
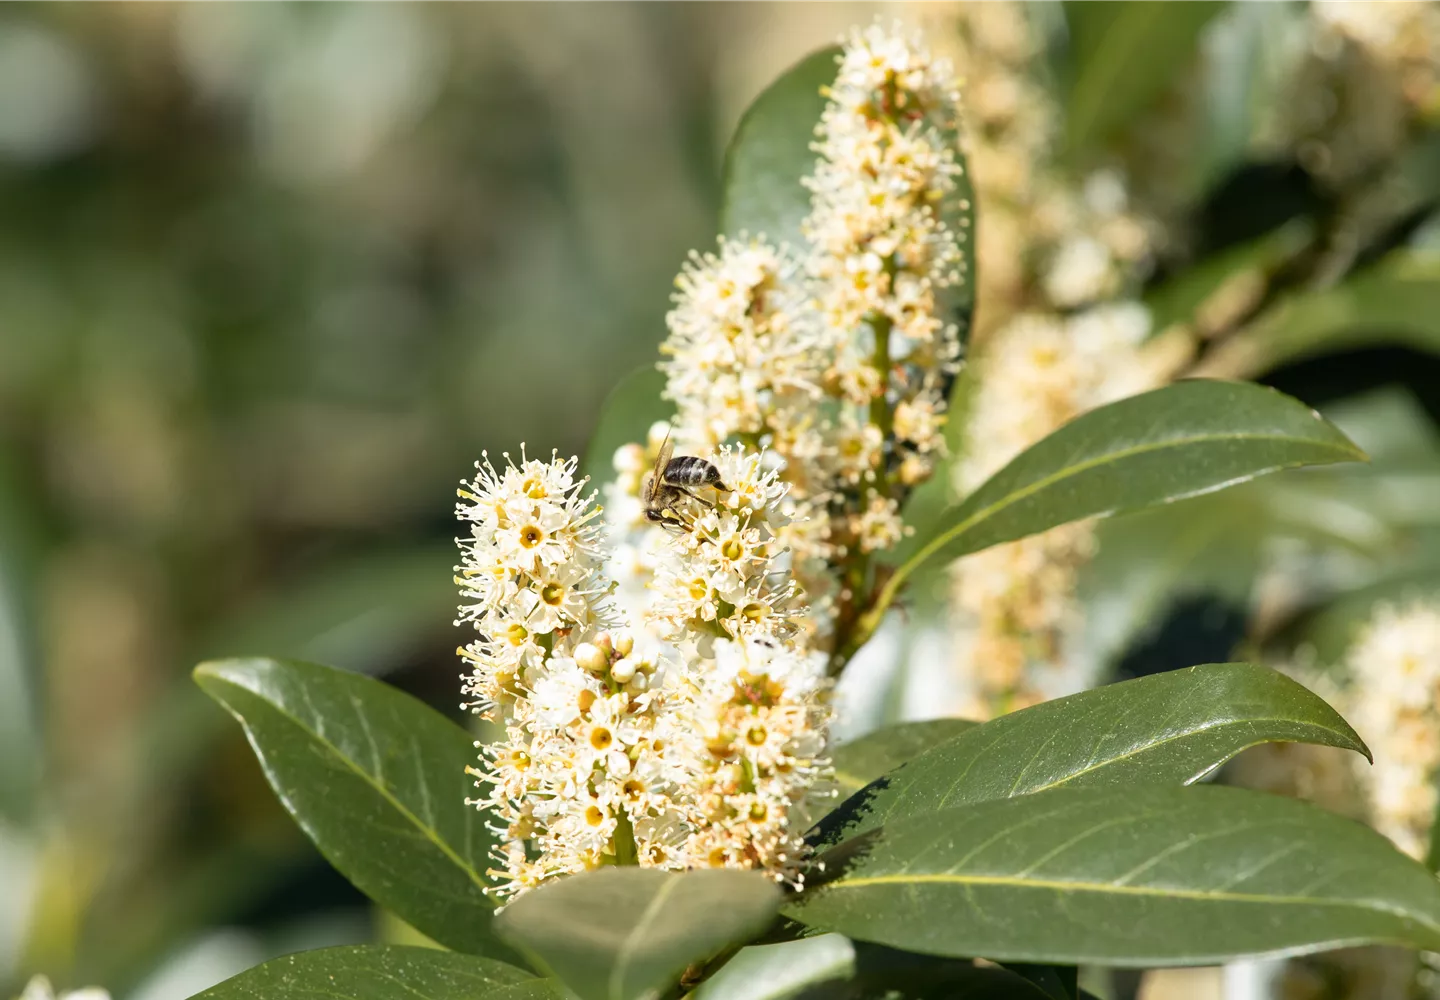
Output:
[{"xmin": 647, "ymin": 427, "xmax": 675, "ymax": 498}]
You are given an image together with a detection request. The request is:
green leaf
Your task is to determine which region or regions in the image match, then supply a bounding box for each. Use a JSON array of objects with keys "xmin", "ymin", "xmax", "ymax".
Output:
[
  {"xmin": 1003, "ymin": 964, "xmax": 1079, "ymax": 1000},
  {"xmin": 1195, "ymin": 252, "xmax": 1440, "ymax": 378},
  {"xmin": 0, "ymin": 448, "xmax": 44, "ymax": 824},
  {"xmin": 1143, "ymin": 221, "xmax": 1313, "ymax": 335},
  {"xmin": 689, "ymin": 934, "xmax": 855, "ymax": 1000},
  {"xmin": 720, "ymin": 47, "xmax": 837, "ymax": 250},
  {"xmin": 188, "ymin": 945, "xmax": 556, "ymax": 1000},
  {"xmin": 830, "ymin": 719, "xmax": 979, "ymax": 801},
  {"xmin": 812, "ymin": 663, "xmax": 1368, "ymax": 848},
  {"xmin": 1064, "ymin": 1, "xmax": 1228, "ymax": 155},
  {"xmin": 789, "ymin": 785, "xmax": 1440, "ymax": 965},
  {"xmin": 193, "ymin": 658, "xmax": 513, "ymax": 960},
  {"xmin": 495, "ymin": 868, "xmax": 781, "ymax": 1000},
  {"xmin": 196, "ymin": 545, "xmax": 458, "ymax": 672},
  {"xmin": 877, "ymin": 380, "xmax": 1365, "ymax": 613},
  {"xmin": 580, "ymin": 365, "xmax": 671, "ymax": 488}
]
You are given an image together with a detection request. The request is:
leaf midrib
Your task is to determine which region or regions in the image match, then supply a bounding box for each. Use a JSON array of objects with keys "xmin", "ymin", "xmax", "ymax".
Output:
[
  {"xmin": 886, "ymin": 427, "xmax": 1358, "ymax": 602},
  {"xmin": 207, "ymin": 673, "xmax": 491, "ymax": 896},
  {"xmin": 608, "ymin": 877, "xmax": 682, "ymax": 1000},
  {"xmin": 813, "ymin": 872, "xmax": 1440, "ymax": 932}
]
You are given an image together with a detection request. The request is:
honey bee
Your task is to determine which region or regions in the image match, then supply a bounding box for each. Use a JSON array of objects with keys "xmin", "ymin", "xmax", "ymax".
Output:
[{"xmin": 642, "ymin": 429, "xmax": 730, "ymax": 528}]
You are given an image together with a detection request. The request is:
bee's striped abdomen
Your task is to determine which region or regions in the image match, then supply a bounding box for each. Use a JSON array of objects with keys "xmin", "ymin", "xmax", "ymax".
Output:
[{"xmin": 663, "ymin": 456, "xmax": 728, "ymax": 491}]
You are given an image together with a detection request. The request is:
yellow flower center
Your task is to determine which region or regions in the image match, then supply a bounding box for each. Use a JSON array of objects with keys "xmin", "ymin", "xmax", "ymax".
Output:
[
  {"xmin": 585, "ymin": 805, "xmax": 605, "ymax": 827},
  {"xmin": 519, "ymin": 525, "xmax": 544, "ymax": 548},
  {"xmin": 746, "ymin": 726, "xmax": 768, "ymax": 747},
  {"xmin": 590, "ymin": 726, "xmax": 613, "ymax": 751},
  {"xmin": 504, "ymin": 623, "xmax": 529, "ymax": 646},
  {"xmin": 578, "ymin": 689, "xmax": 597, "ymax": 714},
  {"xmin": 541, "ymin": 582, "xmax": 565, "ymax": 606},
  {"xmin": 721, "ymin": 538, "xmax": 744, "ymax": 561}
]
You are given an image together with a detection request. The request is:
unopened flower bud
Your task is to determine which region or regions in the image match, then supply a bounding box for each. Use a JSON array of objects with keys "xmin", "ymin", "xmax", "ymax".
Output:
[
  {"xmin": 610, "ymin": 658, "xmax": 637, "ymax": 684},
  {"xmin": 613, "ymin": 631, "xmax": 634, "ymax": 658},
  {"xmin": 574, "ymin": 642, "xmax": 609, "ymax": 674},
  {"xmin": 593, "ymin": 633, "xmax": 615, "ymax": 657},
  {"xmin": 898, "ymin": 454, "xmax": 931, "ymax": 486}
]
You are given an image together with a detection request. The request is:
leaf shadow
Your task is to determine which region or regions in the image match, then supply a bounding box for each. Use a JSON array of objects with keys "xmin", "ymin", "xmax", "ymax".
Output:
[{"xmin": 806, "ymin": 772, "xmax": 890, "ymax": 853}]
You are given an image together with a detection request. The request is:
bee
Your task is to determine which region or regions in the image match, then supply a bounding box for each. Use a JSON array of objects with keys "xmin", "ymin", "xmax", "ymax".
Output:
[{"xmin": 642, "ymin": 429, "xmax": 731, "ymax": 529}]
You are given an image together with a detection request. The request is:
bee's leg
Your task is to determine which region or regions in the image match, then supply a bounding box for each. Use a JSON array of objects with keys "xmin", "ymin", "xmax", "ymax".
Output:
[{"xmin": 711, "ymin": 480, "xmax": 731, "ymax": 494}]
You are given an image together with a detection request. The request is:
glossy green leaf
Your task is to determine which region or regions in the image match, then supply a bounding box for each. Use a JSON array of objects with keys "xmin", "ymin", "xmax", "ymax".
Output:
[
  {"xmin": 720, "ymin": 47, "xmax": 836, "ymax": 249},
  {"xmin": 194, "ymin": 658, "xmax": 513, "ymax": 960},
  {"xmin": 830, "ymin": 719, "xmax": 978, "ymax": 801},
  {"xmin": 1196, "ymin": 252, "xmax": 1440, "ymax": 379},
  {"xmin": 690, "ymin": 934, "xmax": 856, "ymax": 1000},
  {"xmin": 188, "ymin": 945, "xmax": 555, "ymax": 1000},
  {"xmin": 580, "ymin": 365, "xmax": 671, "ymax": 488},
  {"xmin": 877, "ymin": 380, "xmax": 1365, "ymax": 612},
  {"xmin": 496, "ymin": 867, "xmax": 781, "ymax": 1000},
  {"xmin": 789, "ymin": 785, "xmax": 1440, "ymax": 965},
  {"xmin": 1064, "ymin": 1, "xmax": 1228, "ymax": 155},
  {"xmin": 812, "ymin": 663, "xmax": 1368, "ymax": 848}
]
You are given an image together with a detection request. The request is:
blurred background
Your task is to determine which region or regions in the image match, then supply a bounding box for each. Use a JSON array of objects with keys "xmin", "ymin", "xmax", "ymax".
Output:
[{"xmin": 3, "ymin": 3, "xmax": 1440, "ymax": 999}]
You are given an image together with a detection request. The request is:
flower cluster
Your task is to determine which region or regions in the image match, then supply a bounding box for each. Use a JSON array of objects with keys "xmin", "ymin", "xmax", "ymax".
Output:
[
  {"xmin": 653, "ymin": 23, "xmax": 971, "ymax": 648},
  {"xmin": 1260, "ymin": 0, "xmax": 1440, "ymax": 189},
  {"xmin": 950, "ymin": 304, "xmax": 1181, "ymax": 717},
  {"xmin": 805, "ymin": 23, "xmax": 968, "ymax": 487},
  {"xmin": 1339, "ymin": 599, "xmax": 1440, "ymax": 860},
  {"xmin": 456, "ymin": 451, "xmax": 688, "ymax": 894},
  {"xmin": 661, "ymin": 239, "xmax": 819, "ymax": 452},
  {"xmin": 640, "ymin": 447, "xmax": 831, "ymax": 880},
  {"xmin": 459, "ymin": 448, "xmax": 830, "ymax": 896}
]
